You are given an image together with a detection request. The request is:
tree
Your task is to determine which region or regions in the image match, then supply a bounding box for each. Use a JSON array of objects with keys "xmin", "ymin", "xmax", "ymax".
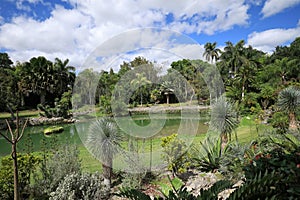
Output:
[
  {"xmin": 277, "ymin": 86, "xmax": 300, "ymax": 131},
  {"xmin": 130, "ymin": 73, "xmax": 151, "ymax": 106},
  {"xmin": 203, "ymin": 42, "xmax": 221, "ymax": 63},
  {"xmin": 0, "ymin": 113, "xmax": 28, "ymax": 200},
  {"xmin": 87, "ymin": 118, "xmax": 122, "ymax": 187},
  {"xmin": 0, "ymin": 53, "xmax": 19, "ymax": 113},
  {"xmin": 210, "ymin": 97, "xmax": 239, "ymax": 150},
  {"xmin": 53, "ymin": 58, "xmax": 75, "ymax": 96}
]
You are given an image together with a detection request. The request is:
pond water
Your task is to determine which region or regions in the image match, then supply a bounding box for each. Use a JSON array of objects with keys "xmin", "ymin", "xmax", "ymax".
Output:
[{"xmin": 0, "ymin": 113, "xmax": 209, "ymax": 157}]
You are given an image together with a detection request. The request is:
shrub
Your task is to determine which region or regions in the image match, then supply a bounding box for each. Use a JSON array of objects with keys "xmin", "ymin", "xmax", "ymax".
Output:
[
  {"xmin": 161, "ymin": 134, "xmax": 191, "ymax": 176},
  {"xmin": 49, "ymin": 172, "xmax": 109, "ymax": 200},
  {"xmin": 31, "ymin": 145, "xmax": 81, "ymax": 199},
  {"xmin": 192, "ymin": 137, "xmax": 222, "ymax": 173},
  {"xmin": 0, "ymin": 154, "xmax": 41, "ymax": 200}
]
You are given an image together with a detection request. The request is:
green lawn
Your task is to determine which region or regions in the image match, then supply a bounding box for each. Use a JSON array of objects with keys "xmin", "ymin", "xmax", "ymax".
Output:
[
  {"xmin": 0, "ymin": 109, "xmax": 40, "ymax": 119},
  {"xmin": 78, "ymin": 115, "xmax": 263, "ymax": 173}
]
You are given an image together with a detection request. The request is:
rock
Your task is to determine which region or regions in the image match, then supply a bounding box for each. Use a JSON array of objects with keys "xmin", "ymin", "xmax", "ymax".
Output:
[{"xmin": 44, "ymin": 126, "xmax": 64, "ymax": 135}]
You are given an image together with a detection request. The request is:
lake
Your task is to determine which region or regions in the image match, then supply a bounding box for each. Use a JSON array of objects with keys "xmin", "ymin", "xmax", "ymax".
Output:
[{"xmin": 0, "ymin": 113, "xmax": 209, "ymax": 159}]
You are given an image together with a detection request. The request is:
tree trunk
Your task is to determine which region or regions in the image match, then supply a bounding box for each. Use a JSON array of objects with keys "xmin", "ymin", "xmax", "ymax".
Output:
[
  {"xmin": 149, "ymin": 138, "xmax": 152, "ymax": 172},
  {"xmin": 12, "ymin": 141, "xmax": 20, "ymax": 200},
  {"xmin": 289, "ymin": 112, "xmax": 298, "ymax": 131},
  {"xmin": 40, "ymin": 91, "xmax": 46, "ymax": 105},
  {"xmin": 140, "ymin": 93, "xmax": 143, "ymax": 106},
  {"xmin": 102, "ymin": 159, "xmax": 112, "ymax": 188},
  {"xmin": 220, "ymin": 133, "xmax": 228, "ymax": 151}
]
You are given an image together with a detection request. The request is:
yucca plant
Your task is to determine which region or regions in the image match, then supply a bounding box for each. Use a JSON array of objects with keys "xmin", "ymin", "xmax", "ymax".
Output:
[
  {"xmin": 210, "ymin": 96, "xmax": 239, "ymax": 150},
  {"xmin": 277, "ymin": 86, "xmax": 300, "ymax": 132},
  {"xmin": 87, "ymin": 117, "xmax": 122, "ymax": 187}
]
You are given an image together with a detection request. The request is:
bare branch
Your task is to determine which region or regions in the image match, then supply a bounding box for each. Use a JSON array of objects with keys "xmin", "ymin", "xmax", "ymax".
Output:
[
  {"xmin": 5, "ymin": 119, "xmax": 15, "ymax": 141},
  {"xmin": 0, "ymin": 131, "xmax": 13, "ymax": 144},
  {"xmin": 17, "ymin": 118, "xmax": 28, "ymax": 142}
]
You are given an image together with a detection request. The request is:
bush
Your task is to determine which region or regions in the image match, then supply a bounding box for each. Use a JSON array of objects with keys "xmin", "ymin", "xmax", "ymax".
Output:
[
  {"xmin": 242, "ymin": 147, "xmax": 300, "ymax": 198},
  {"xmin": 49, "ymin": 172, "xmax": 109, "ymax": 200},
  {"xmin": 161, "ymin": 134, "xmax": 191, "ymax": 176},
  {"xmin": 0, "ymin": 154, "xmax": 41, "ymax": 200},
  {"xmin": 31, "ymin": 145, "xmax": 81, "ymax": 199},
  {"xmin": 192, "ymin": 137, "xmax": 222, "ymax": 173}
]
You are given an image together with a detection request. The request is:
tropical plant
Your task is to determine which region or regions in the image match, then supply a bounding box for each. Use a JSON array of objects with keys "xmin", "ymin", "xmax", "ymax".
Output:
[
  {"xmin": 203, "ymin": 42, "xmax": 221, "ymax": 63},
  {"xmin": 130, "ymin": 72, "xmax": 151, "ymax": 106},
  {"xmin": 277, "ymin": 86, "xmax": 300, "ymax": 131},
  {"xmin": 161, "ymin": 134, "xmax": 191, "ymax": 176},
  {"xmin": 117, "ymin": 179, "xmax": 232, "ymax": 200},
  {"xmin": 87, "ymin": 118, "xmax": 122, "ymax": 187},
  {"xmin": 192, "ymin": 137, "xmax": 222, "ymax": 172},
  {"xmin": 210, "ymin": 96, "xmax": 239, "ymax": 150},
  {"xmin": 53, "ymin": 58, "xmax": 75, "ymax": 95}
]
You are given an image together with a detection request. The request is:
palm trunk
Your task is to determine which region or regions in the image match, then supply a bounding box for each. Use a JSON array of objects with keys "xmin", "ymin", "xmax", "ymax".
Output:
[
  {"xmin": 289, "ymin": 112, "xmax": 298, "ymax": 131},
  {"xmin": 102, "ymin": 158, "xmax": 112, "ymax": 188},
  {"xmin": 220, "ymin": 133, "xmax": 228, "ymax": 151}
]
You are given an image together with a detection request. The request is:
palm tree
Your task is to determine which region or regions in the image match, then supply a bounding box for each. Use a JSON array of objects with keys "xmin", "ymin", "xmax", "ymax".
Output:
[
  {"xmin": 130, "ymin": 73, "xmax": 151, "ymax": 106},
  {"xmin": 210, "ymin": 96, "xmax": 239, "ymax": 150},
  {"xmin": 87, "ymin": 118, "xmax": 122, "ymax": 187},
  {"xmin": 53, "ymin": 58, "xmax": 75, "ymax": 95},
  {"xmin": 278, "ymin": 86, "xmax": 300, "ymax": 131},
  {"xmin": 203, "ymin": 42, "xmax": 221, "ymax": 63}
]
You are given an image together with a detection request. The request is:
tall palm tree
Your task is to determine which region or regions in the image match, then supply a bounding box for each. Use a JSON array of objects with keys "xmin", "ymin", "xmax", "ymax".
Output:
[
  {"xmin": 130, "ymin": 73, "xmax": 151, "ymax": 106},
  {"xmin": 278, "ymin": 86, "xmax": 300, "ymax": 131},
  {"xmin": 87, "ymin": 118, "xmax": 122, "ymax": 187},
  {"xmin": 53, "ymin": 58, "xmax": 75, "ymax": 95},
  {"xmin": 203, "ymin": 42, "xmax": 221, "ymax": 63},
  {"xmin": 210, "ymin": 96, "xmax": 239, "ymax": 150}
]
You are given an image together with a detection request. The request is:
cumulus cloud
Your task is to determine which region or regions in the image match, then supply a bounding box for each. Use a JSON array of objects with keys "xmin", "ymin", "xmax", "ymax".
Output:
[
  {"xmin": 247, "ymin": 25, "xmax": 300, "ymax": 52},
  {"xmin": 261, "ymin": 0, "xmax": 300, "ymax": 18},
  {"xmin": 0, "ymin": 0, "xmax": 250, "ymax": 68}
]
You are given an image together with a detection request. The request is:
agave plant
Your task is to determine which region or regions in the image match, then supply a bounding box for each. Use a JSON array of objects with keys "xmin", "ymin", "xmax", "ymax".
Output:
[
  {"xmin": 87, "ymin": 118, "xmax": 122, "ymax": 187},
  {"xmin": 277, "ymin": 86, "xmax": 300, "ymax": 132}
]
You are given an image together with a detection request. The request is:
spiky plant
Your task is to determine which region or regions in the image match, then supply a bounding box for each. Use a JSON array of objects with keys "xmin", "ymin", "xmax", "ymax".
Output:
[
  {"xmin": 277, "ymin": 86, "xmax": 300, "ymax": 131},
  {"xmin": 210, "ymin": 96, "xmax": 239, "ymax": 150},
  {"xmin": 87, "ymin": 118, "xmax": 122, "ymax": 187}
]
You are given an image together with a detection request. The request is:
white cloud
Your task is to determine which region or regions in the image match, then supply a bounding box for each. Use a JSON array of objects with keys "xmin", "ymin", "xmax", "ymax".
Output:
[
  {"xmin": 247, "ymin": 26, "xmax": 300, "ymax": 52},
  {"xmin": 261, "ymin": 0, "xmax": 300, "ymax": 18},
  {"xmin": 0, "ymin": 0, "xmax": 250, "ymax": 69}
]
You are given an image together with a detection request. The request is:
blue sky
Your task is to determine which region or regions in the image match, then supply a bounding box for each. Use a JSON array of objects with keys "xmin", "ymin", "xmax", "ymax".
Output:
[{"xmin": 0, "ymin": 0, "xmax": 300, "ymax": 68}]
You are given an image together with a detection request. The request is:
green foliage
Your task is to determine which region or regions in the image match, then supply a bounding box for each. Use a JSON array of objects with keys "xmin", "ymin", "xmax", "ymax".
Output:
[
  {"xmin": 192, "ymin": 137, "xmax": 222, "ymax": 172},
  {"xmin": 242, "ymin": 146, "xmax": 300, "ymax": 199},
  {"xmin": 32, "ymin": 145, "xmax": 81, "ymax": 199},
  {"xmin": 219, "ymin": 142, "xmax": 250, "ymax": 181},
  {"xmin": 49, "ymin": 172, "xmax": 109, "ymax": 200},
  {"xmin": 117, "ymin": 179, "xmax": 232, "ymax": 200},
  {"xmin": 277, "ymin": 86, "xmax": 300, "ymax": 113},
  {"xmin": 37, "ymin": 90, "xmax": 72, "ymax": 118},
  {"xmin": 161, "ymin": 134, "xmax": 191, "ymax": 176},
  {"xmin": 210, "ymin": 96, "xmax": 239, "ymax": 143},
  {"xmin": 228, "ymin": 171, "xmax": 280, "ymax": 200},
  {"xmin": 0, "ymin": 154, "xmax": 41, "ymax": 200},
  {"xmin": 268, "ymin": 111, "xmax": 289, "ymax": 132}
]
